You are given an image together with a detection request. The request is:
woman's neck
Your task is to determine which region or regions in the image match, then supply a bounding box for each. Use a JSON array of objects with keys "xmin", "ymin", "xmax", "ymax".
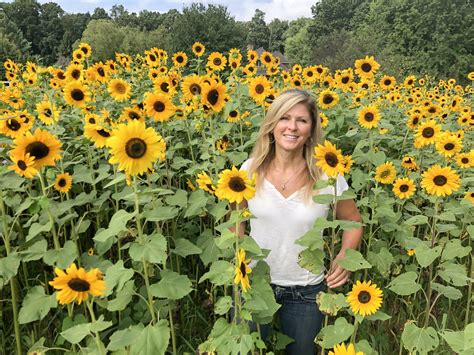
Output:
[{"xmin": 271, "ymin": 150, "xmax": 306, "ymax": 173}]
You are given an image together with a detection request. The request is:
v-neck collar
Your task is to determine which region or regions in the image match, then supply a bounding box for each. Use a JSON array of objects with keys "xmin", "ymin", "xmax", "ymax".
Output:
[{"xmin": 264, "ymin": 178, "xmax": 300, "ymax": 201}]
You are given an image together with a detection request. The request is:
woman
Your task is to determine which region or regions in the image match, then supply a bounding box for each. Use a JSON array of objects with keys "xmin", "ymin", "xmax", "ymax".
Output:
[{"xmin": 239, "ymin": 89, "xmax": 363, "ymax": 354}]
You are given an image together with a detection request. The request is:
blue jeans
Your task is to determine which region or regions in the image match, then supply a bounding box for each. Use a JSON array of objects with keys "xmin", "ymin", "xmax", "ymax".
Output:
[{"xmin": 257, "ymin": 283, "xmax": 326, "ymax": 355}]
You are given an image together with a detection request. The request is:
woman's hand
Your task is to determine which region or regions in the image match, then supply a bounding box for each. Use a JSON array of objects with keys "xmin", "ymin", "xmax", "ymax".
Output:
[{"xmin": 325, "ymin": 251, "xmax": 351, "ymax": 289}]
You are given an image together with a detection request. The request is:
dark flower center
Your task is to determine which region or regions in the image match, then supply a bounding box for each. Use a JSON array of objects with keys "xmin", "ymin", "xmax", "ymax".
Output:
[
  {"xmin": 195, "ymin": 46, "xmax": 202, "ymax": 53},
  {"xmin": 229, "ymin": 110, "xmax": 238, "ymax": 118},
  {"xmin": 407, "ymin": 79, "xmax": 413, "ymax": 85},
  {"xmin": 444, "ymin": 143, "xmax": 454, "ymax": 150},
  {"xmin": 323, "ymin": 94, "xmax": 334, "ymax": 104},
  {"xmin": 358, "ymin": 290, "xmax": 371, "ymax": 304},
  {"xmin": 44, "ymin": 109, "xmax": 52, "ymax": 117},
  {"xmin": 240, "ymin": 262, "xmax": 247, "ymax": 277},
  {"xmin": 176, "ymin": 56, "xmax": 184, "ymax": 63},
  {"xmin": 128, "ymin": 111, "xmax": 140, "ymax": 120},
  {"xmin": 294, "ymin": 80, "xmax": 301, "ymax": 86},
  {"xmin": 153, "ymin": 101, "xmax": 165, "ymax": 112},
  {"xmin": 80, "ymin": 46, "xmax": 89, "ymax": 55},
  {"xmin": 380, "ymin": 169, "xmax": 390, "ymax": 178},
  {"xmin": 88, "ymin": 117, "xmax": 96, "ymax": 124},
  {"xmin": 149, "ymin": 54, "xmax": 156, "ymax": 62},
  {"xmin": 58, "ymin": 178, "xmax": 66, "ymax": 187},
  {"xmin": 190, "ymin": 84, "xmax": 201, "ymax": 95},
  {"xmin": 412, "ymin": 117, "xmax": 419, "ymax": 125},
  {"xmin": 325, "ymin": 153, "xmax": 339, "ymax": 167},
  {"xmin": 72, "ymin": 69, "xmax": 81, "ymax": 80},
  {"xmin": 7, "ymin": 119, "xmax": 21, "ymax": 131},
  {"xmin": 361, "ymin": 63, "xmax": 372, "ymax": 72},
  {"xmin": 255, "ymin": 84, "xmax": 264, "ymax": 94},
  {"xmin": 364, "ymin": 112, "xmax": 374, "ymax": 122},
  {"xmin": 461, "ymin": 157, "xmax": 469, "ymax": 164},
  {"xmin": 97, "ymin": 129, "xmax": 110, "ymax": 138},
  {"xmin": 342, "ymin": 76, "xmax": 349, "ymax": 84},
  {"xmin": 434, "ymin": 175, "xmax": 447, "ymax": 186},
  {"xmin": 68, "ymin": 278, "xmax": 90, "ymax": 292},
  {"xmin": 71, "ymin": 89, "xmax": 85, "ymax": 101},
  {"xmin": 207, "ymin": 90, "xmax": 219, "ymax": 105},
  {"xmin": 125, "ymin": 138, "xmax": 147, "ymax": 159},
  {"xmin": 17, "ymin": 160, "xmax": 27, "ymax": 170},
  {"xmin": 213, "ymin": 58, "xmax": 222, "ymax": 66},
  {"xmin": 158, "ymin": 82, "xmax": 168, "ymax": 93},
  {"xmin": 400, "ymin": 184, "xmax": 409, "ymax": 192},
  {"xmin": 384, "ymin": 79, "xmax": 391, "ymax": 86},
  {"xmin": 422, "ymin": 127, "xmax": 434, "ymax": 138},
  {"xmin": 229, "ymin": 176, "xmax": 246, "ymax": 192},
  {"xmin": 428, "ymin": 107, "xmax": 436, "ymax": 113},
  {"xmin": 26, "ymin": 142, "xmax": 49, "ymax": 160},
  {"xmin": 115, "ymin": 83, "xmax": 126, "ymax": 94},
  {"xmin": 307, "ymin": 71, "xmax": 313, "ymax": 77},
  {"xmin": 58, "ymin": 72, "xmax": 66, "ymax": 80}
]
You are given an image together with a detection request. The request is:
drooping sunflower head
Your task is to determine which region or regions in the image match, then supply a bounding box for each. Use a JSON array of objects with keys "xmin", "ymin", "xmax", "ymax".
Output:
[
  {"xmin": 374, "ymin": 162, "xmax": 396, "ymax": 184},
  {"xmin": 10, "ymin": 128, "xmax": 62, "ymax": 169},
  {"xmin": 84, "ymin": 124, "xmax": 112, "ymax": 148},
  {"xmin": 214, "ymin": 166, "xmax": 256, "ymax": 204},
  {"xmin": 196, "ymin": 171, "xmax": 216, "ymax": 194},
  {"xmin": 346, "ymin": 280, "xmax": 383, "ymax": 317},
  {"xmin": 314, "ymin": 140, "xmax": 345, "ymax": 178},
  {"xmin": 36, "ymin": 99, "xmax": 60, "ymax": 125},
  {"xmin": 54, "ymin": 172, "xmax": 73, "ymax": 193},
  {"xmin": 234, "ymin": 248, "xmax": 252, "ymax": 293},
  {"xmin": 107, "ymin": 120, "xmax": 166, "ymax": 176},
  {"xmin": 421, "ymin": 164, "xmax": 460, "ymax": 197}
]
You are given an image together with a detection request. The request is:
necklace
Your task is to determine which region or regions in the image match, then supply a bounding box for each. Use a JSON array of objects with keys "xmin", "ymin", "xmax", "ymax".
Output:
[{"xmin": 280, "ymin": 163, "xmax": 307, "ymax": 190}]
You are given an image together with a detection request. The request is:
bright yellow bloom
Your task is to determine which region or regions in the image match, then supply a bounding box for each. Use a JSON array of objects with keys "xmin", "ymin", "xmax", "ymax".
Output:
[{"xmin": 347, "ymin": 280, "xmax": 383, "ymax": 317}]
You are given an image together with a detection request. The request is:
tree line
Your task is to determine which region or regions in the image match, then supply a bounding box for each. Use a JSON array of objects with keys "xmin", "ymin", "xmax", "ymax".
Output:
[{"xmin": 0, "ymin": 0, "xmax": 472, "ymax": 81}]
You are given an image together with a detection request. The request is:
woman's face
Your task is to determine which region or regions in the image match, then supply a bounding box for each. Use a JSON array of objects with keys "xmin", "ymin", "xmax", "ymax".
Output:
[{"xmin": 272, "ymin": 103, "xmax": 313, "ymax": 154}]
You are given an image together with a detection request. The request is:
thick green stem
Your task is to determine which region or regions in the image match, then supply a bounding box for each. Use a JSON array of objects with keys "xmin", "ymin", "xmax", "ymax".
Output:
[
  {"xmin": 423, "ymin": 199, "xmax": 439, "ymax": 327},
  {"xmin": 38, "ymin": 173, "xmax": 60, "ymax": 250},
  {"xmin": 86, "ymin": 300, "xmax": 105, "ymax": 355}
]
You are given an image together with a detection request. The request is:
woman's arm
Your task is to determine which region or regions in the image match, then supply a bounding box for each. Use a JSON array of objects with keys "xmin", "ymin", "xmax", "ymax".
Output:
[{"xmin": 325, "ymin": 198, "xmax": 363, "ymax": 288}]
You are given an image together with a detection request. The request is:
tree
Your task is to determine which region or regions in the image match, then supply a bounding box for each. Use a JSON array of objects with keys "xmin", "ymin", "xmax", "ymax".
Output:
[
  {"xmin": 38, "ymin": 2, "xmax": 64, "ymax": 64},
  {"xmin": 58, "ymin": 13, "xmax": 91, "ymax": 58},
  {"xmin": 0, "ymin": 11, "xmax": 30, "ymax": 79},
  {"xmin": 137, "ymin": 10, "xmax": 163, "ymax": 31},
  {"xmin": 283, "ymin": 18, "xmax": 313, "ymax": 66},
  {"xmin": 79, "ymin": 19, "xmax": 124, "ymax": 61},
  {"xmin": 268, "ymin": 19, "xmax": 288, "ymax": 53},
  {"xmin": 246, "ymin": 9, "xmax": 270, "ymax": 49},
  {"xmin": 91, "ymin": 7, "xmax": 109, "ymax": 20}
]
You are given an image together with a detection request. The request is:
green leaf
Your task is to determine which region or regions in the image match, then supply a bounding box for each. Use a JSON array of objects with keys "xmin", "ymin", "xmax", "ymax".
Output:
[
  {"xmin": 467, "ymin": 225, "xmax": 474, "ymax": 240},
  {"xmin": 18, "ymin": 286, "xmax": 57, "ymax": 324},
  {"xmin": 441, "ymin": 239, "xmax": 471, "ymax": 261},
  {"xmin": 89, "ymin": 316, "xmax": 113, "ymax": 333},
  {"xmin": 26, "ymin": 221, "xmax": 52, "ymax": 242},
  {"xmin": 107, "ymin": 325, "xmax": 143, "ymax": 351},
  {"xmin": 185, "ymin": 190, "xmax": 209, "ymax": 217},
  {"xmin": 107, "ymin": 280, "xmax": 134, "ymax": 312},
  {"xmin": 316, "ymin": 292, "xmax": 348, "ymax": 316},
  {"xmin": 61, "ymin": 323, "xmax": 92, "ymax": 344},
  {"xmin": 337, "ymin": 249, "xmax": 371, "ymax": 272},
  {"xmin": 105, "ymin": 260, "xmax": 134, "ymax": 295},
  {"xmin": 438, "ymin": 262, "xmax": 469, "ymax": 287},
  {"xmin": 439, "ymin": 323, "xmax": 474, "ymax": 353},
  {"xmin": 336, "ymin": 189, "xmax": 357, "ymax": 201},
  {"xmin": 367, "ymin": 247, "xmax": 393, "ymax": 276},
  {"xmin": 172, "ymin": 238, "xmax": 202, "ymax": 257},
  {"xmin": 388, "ymin": 271, "xmax": 421, "ymax": 296},
  {"xmin": 415, "ymin": 245, "xmax": 442, "ymax": 268},
  {"xmin": 232, "ymin": 334, "xmax": 253, "ymax": 355},
  {"xmin": 438, "ymin": 211, "xmax": 456, "ymax": 221},
  {"xmin": 208, "ymin": 200, "xmax": 229, "ymax": 221},
  {"xmin": 20, "ymin": 239, "xmax": 48, "ymax": 262},
  {"xmin": 196, "ymin": 229, "xmax": 223, "ymax": 266},
  {"xmin": 142, "ymin": 206, "xmax": 179, "ymax": 222},
  {"xmin": 356, "ymin": 339, "xmax": 378, "ymax": 355},
  {"xmin": 405, "ymin": 215, "xmax": 429, "ymax": 225},
  {"xmin": 240, "ymin": 235, "xmax": 263, "ymax": 255},
  {"xmin": 43, "ymin": 240, "xmax": 77, "ymax": 269},
  {"xmin": 214, "ymin": 296, "xmax": 233, "ymax": 315},
  {"xmin": 165, "ymin": 189, "xmax": 188, "ymax": 208},
  {"xmin": 130, "ymin": 320, "xmax": 170, "ymax": 355},
  {"xmin": 313, "ymin": 194, "xmax": 335, "ymax": 204},
  {"xmin": 431, "ymin": 282, "xmax": 462, "ymax": 300},
  {"xmin": 298, "ymin": 248, "xmax": 325, "ymax": 275},
  {"xmin": 401, "ymin": 322, "xmax": 439, "ymax": 354},
  {"xmin": 365, "ymin": 310, "xmax": 391, "ymax": 321},
  {"xmin": 215, "ymin": 228, "xmax": 237, "ymax": 250},
  {"xmin": 0, "ymin": 254, "xmax": 21, "ymax": 285},
  {"xmin": 129, "ymin": 234, "xmax": 167, "ymax": 265},
  {"xmin": 338, "ymin": 220, "xmax": 363, "ymax": 230},
  {"xmin": 316, "ymin": 317, "xmax": 354, "ymax": 349},
  {"xmin": 149, "ymin": 270, "xmax": 192, "ymax": 300},
  {"xmin": 199, "ymin": 260, "xmax": 234, "ymax": 285},
  {"xmin": 94, "ymin": 209, "xmax": 135, "ymax": 243}
]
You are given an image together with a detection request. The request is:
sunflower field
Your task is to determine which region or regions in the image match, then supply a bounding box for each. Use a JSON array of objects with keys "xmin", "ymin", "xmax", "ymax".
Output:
[{"xmin": 0, "ymin": 43, "xmax": 473, "ymax": 355}]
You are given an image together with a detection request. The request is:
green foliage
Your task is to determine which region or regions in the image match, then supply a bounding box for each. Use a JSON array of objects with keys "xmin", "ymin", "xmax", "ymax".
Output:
[{"xmin": 246, "ymin": 9, "xmax": 270, "ymax": 49}]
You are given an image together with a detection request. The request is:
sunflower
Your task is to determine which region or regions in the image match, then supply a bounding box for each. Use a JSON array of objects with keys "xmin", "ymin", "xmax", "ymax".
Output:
[
  {"xmin": 329, "ymin": 343, "xmax": 364, "ymax": 355},
  {"xmin": 302, "ymin": 66, "xmax": 318, "ymax": 84},
  {"xmin": 421, "ymin": 165, "xmax": 460, "ymax": 197},
  {"xmin": 215, "ymin": 136, "xmax": 230, "ymax": 153},
  {"xmin": 260, "ymin": 51, "xmax": 274, "ymax": 67},
  {"xmin": 318, "ymin": 89, "xmax": 339, "ymax": 109},
  {"xmin": 243, "ymin": 64, "xmax": 256, "ymax": 77},
  {"xmin": 247, "ymin": 49, "xmax": 258, "ymax": 63},
  {"xmin": 248, "ymin": 76, "xmax": 272, "ymax": 105},
  {"xmin": 107, "ymin": 120, "xmax": 166, "ymax": 176},
  {"xmin": 464, "ymin": 192, "xmax": 474, "ymax": 203},
  {"xmin": 401, "ymin": 156, "xmax": 418, "ymax": 172},
  {"xmin": 172, "ymin": 51, "xmax": 188, "ymax": 68},
  {"xmin": 181, "ymin": 74, "xmax": 204, "ymax": 100},
  {"xmin": 201, "ymin": 81, "xmax": 227, "ymax": 113},
  {"xmin": 54, "ymin": 172, "xmax": 73, "ymax": 193},
  {"xmin": 214, "ymin": 166, "xmax": 256, "ymax": 204},
  {"xmin": 355, "ymin": 56, "xmax": 380, "ymax": 79},
  {"xmin": 192, "ymin": 41, "xmax": 205, "ymax": 57},
  {"xmin": 78, "ymin": 42, "xmax": 92, "ymax": 58},
  {"xmin": 120, "ymin": 106, "xmax": 144, "ymax": 123},
  {"xmin": 456, "ymin": 152, "xmax": 474, "ymax": 168},
  {"xmin": 63, "ymin": 82, "xmax": 90, "ymax": 108},
  {"xmin": 49, "ymin": 263, "xmax": 105, "ymax": 305},
  {"xmin": 10, "ymin": 128, "xmax": 61, "ymax": 169},
  {"xmin": 144, "ymin": 92, "xmax": 176, "ymax": 122},
  {"xmin": 357, "ymin": 105, "xmax": 381, "ymax": 129},
  {"xmin": 227, "ymin": 109, "xmax": 241, "ymax": 123},
  {"xmin": 65, "ymin": 63, "xmax": 83, "ymax": 82},
  {"xmin": 84, "ymin": 125, "xmax": 112, "ymax": 148},
  {"xmin": 341, "ymin": 155, "xmax": 353, "ymax": 175},
  {"xmin": 196, "ymin": 171, "xmax": 216, "ymax": 194},
  {"xmin": 319, "ymin": 112, "xmax": 329, "ymax": 128},
  {"xmin": 392, "ymin": 177, "xmax": 416, "ymax": 199},
  {"xmin": 406, "ymin": 112, "xmax": 423, "ymax": 130},
  {"xmin": 36, "ymin": 99, "xmax": 60, "ymax": 125},
  {"xmin": 234, "ymin": 248, "xmax": 252, "ymax": 292},
  {"xmin": 435, "ymin": 134, "xmax": 462, "ymax": 158},
  {"xmin": 314, "ymin": 140, "xmax": 345, "ymax": 177},
  {"xmin": 0, "ymin": 114, "xmax": 29, "ymax": 138},
  {"xmin": 108, "ymin": 79, "xmax": 131, "ymax": 101},
  {"xmin": 379, "ymin": 75, "xmax": 396, "ymax": 90},
  {"xmin": 90, "ymin": 62, "xmax": 108, "ymax": 82},
  {"xmin": 347, "ymin": 280, "xmax": 383, "ymax": 317},
  {"xmin": 8, "ymin": 153, "xmax": 37, "ymax": 179},
  {"xmin": 153, "ymin": 76, "xmax": 175, "ymax": 96},
  {"xmin": 72, "ymin": 49, "xmax": 85, "ymax": 62},
  {"xmin": 374, "ymin": 162, "xmax": 396, "ymax": 184},
  {"xmin": 414, "ymin": 120, "xmax": 441, "ymax": 148},
  {"xmin": 207, "ymin": 52, "xmax": 227, "ymax": 71}
]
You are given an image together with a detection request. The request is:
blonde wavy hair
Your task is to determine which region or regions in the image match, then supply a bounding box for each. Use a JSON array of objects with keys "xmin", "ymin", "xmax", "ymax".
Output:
[{"xmin": 247, "ymin": 89, "xmax": 323, "ymax": 199}]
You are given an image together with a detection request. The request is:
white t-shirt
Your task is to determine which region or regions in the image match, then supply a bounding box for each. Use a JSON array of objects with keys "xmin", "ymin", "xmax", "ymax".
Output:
[{"xmin": 241, "ymin": 159, "xmax": 349, "ymax": 286}]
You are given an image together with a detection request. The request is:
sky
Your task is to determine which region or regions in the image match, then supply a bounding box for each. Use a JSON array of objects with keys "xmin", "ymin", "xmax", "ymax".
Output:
[{"xmin": 31, "ymin": 0, "xmax": 315, "ymax": 21}]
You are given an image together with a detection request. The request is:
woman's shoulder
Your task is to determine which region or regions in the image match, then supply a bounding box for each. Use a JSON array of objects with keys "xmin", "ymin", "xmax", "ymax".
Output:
[{"xmin": 240, "ymin": 158, "xmax": 254, "ymax": 171}]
